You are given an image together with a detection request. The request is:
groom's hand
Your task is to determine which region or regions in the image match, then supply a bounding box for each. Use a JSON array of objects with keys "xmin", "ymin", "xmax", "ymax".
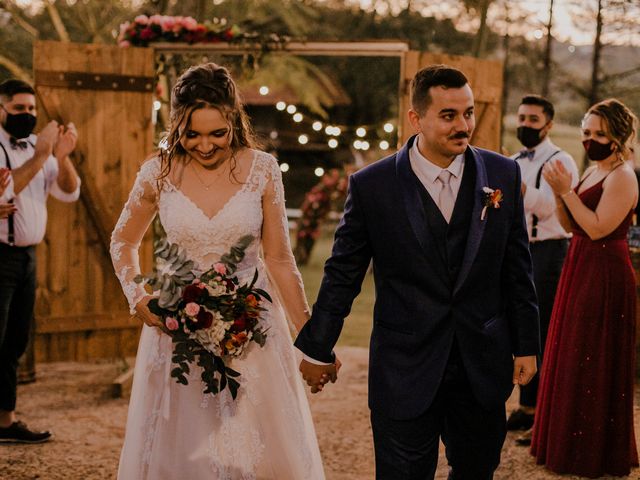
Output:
[
  {"xmin": 299, "ymin": 359, "xmax": 338, "ymax": 394},
  {"xmin": 513, "ymin": 355, "xmax": 537, "ymax": 385}
]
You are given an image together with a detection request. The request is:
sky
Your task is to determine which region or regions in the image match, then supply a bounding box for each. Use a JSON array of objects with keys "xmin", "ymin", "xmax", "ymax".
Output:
[{"xmin": 356, "ymin": 0, "xmax": 640, "ymax": 46}]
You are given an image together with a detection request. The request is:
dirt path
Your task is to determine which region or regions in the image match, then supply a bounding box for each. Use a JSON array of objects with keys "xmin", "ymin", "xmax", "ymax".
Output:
[{"xmin": 1, "ymin": 346, "xmax": 637, "ymax": 480}]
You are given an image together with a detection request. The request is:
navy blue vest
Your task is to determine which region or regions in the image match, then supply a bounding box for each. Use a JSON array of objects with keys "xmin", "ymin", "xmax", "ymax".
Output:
[{"xmin": 415, "ymin": 157, "xmax": 477, "ymax": 289}]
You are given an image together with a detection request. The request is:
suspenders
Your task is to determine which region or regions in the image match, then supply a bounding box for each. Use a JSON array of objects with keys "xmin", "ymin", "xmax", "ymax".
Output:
[
  {"xmin": 0, "ymin": 139, "xmax": 37, "ymax": 247},
  {"xmin": 530, "ymin": 149, "xmax": 561, "ymax": 239}
]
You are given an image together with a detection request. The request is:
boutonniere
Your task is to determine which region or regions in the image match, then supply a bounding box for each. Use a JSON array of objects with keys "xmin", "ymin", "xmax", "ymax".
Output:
[{"xmin": 481, "ymin": 187, "xmax": 503, "ymax": 220}]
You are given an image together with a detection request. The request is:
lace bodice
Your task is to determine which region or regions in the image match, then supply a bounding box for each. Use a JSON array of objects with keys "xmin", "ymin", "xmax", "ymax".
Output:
[{"xmin": 110, "ymin": 149, "xmax": 310, "ymax": 330}]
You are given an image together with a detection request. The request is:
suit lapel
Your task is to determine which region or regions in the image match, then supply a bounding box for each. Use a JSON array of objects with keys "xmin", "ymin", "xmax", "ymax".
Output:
[
  {"xmin": 453, "ymin": 146, "xmax": 488, "ymax": 295},
  {"xmin": 395, "ymin": 135, "xmax": 449, "ymax": 277}
]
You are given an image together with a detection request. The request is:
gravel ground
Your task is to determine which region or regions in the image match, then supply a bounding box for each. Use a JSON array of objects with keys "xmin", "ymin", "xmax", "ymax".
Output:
[{"xmin": 1, "ymin": 346, "xmax": 638, "ymax": 480}]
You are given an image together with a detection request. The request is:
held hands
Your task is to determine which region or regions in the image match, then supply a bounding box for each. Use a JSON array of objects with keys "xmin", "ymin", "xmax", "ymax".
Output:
[
  {"xmin": 299, "ymin": 357, "xmax": 342, "ymax": 394},
  {"xmin": 543, "ymin": 160, "xmax": 572, "ymax": 197},
  {"xmin": 53, "ymin": 122, "xmax": 78, "ymax": 160},
  {"xmin": 513, "ymin": 355, "xmax": 537, "ymax": 385},
  {"xmin": 134, "ymin": 295, "xmax": 169, "ymax": 334}
]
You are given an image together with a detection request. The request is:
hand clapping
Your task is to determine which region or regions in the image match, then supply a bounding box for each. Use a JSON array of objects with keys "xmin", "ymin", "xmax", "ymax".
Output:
[
  {"xmin": 542, "ymin": 160, "xmax": 572, "ymax": 196},
  {"xmin": 53, "ymin": 122, "xmax": 78, "ymax": 160}
]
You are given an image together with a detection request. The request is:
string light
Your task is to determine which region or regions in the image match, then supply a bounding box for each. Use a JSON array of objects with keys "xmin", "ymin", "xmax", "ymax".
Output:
[
  {"xmin": 356, "ymin": 127, "xmax": 366, "ymax": 138},
  {"xmin": 298, "ymin": 134, "xmax": 309, "ymax": 145},
  {"xmin": 276, "ymin": 101, "xmax": 286, "ymax": 111},
  {"xmin": 280, "ymin": 162, "xmax": 290, "ymax": 172},
  {"xmin": 312, "ymin": 121, "xmax": 323, "ymax": 131},
  {"xmin": 361, "ymin": 141, "xmax": 370, "ymax": 151},
  {"xmin": 379, "ymin": 140, "xmax": 390, "ymax": 150},
  {"xmin": 314, "ymin": 167, "xmax": 325, "ymax": 177},
  {"xmin": 293, "ymin": 113, "xmax": 303, "ymax": 123},
  {"xmin": 328, "ymin": 139, "xmax": 338, "ymax": 149},
  {"xmin": 153, "ymin": 100, "xmax": 162, "ymax": 111},
  {"xmin": 353, "ymin": 140, "xmax": 363, "ymax": 150},
  {"xmin": 383, "ymin": 123, "xmax": 394, "ymax": 133},
  {"xmin": 259, "ymin": 86, "xmax": 269, "ymax": 95},
  {"xmin": 286, "ymin": 105, "xmax": 297, "ymax": 114}
]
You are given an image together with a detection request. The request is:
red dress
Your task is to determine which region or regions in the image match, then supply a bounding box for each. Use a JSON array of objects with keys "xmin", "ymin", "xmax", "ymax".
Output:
[{"xmin": 531, "ymin": 177, "xmax": 639, "ymax": 478}]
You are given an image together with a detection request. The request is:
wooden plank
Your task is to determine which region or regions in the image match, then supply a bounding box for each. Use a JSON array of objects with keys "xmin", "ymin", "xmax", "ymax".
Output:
[
  {"xmin": 36, "ymin": 312, "xmax": 139, "ymax": 334},
  {"xmin": 153, "ymin": 40, "xmax": 409, "ymax": 57}
]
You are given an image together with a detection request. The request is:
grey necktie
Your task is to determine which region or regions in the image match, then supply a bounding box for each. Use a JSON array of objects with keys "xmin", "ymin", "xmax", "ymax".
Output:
[{"xmin": 437, "ymin": 170, "xmax": 455, "ymax": 223}]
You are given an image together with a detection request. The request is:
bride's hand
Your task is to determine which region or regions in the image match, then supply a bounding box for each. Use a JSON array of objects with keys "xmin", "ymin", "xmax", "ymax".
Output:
[{"xmin": 134, "ymin": 295, "xmax": 169, "ymax": 333}]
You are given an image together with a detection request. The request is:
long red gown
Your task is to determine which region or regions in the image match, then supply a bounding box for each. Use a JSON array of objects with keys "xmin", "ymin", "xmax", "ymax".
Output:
[{"xmin": 531, "ymin": 177, "xmax": 639, "ymax": 478}]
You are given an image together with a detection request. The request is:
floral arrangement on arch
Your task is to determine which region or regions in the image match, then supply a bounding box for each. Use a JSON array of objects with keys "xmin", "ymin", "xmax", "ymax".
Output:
[
  {"xmin": 118, "ymin": 15, "xmax": 243, "ymax": 47},
  {"xmin": 294, "ymin": 168, "xmax": 350, "ymax": 266}
]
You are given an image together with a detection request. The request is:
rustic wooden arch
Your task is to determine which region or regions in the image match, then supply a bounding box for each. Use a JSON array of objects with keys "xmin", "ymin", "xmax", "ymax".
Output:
[{"xmin": 28, "ymin": 39, "xmax": 502, "ymax": 367}]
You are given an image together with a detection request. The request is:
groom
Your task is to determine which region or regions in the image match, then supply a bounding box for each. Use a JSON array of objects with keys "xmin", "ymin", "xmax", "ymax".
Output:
[{"xmin": 295, "ymin": 65, "xmax": 540, "ymax": 479}]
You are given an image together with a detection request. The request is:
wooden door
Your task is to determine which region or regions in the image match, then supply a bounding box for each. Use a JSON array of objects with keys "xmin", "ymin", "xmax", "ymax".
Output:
[
  {"xmin": 399, "ymin": 51, "xmax": 503, "ymax": 152},
  {"xmin": 32, "ymin": 40, "xmax": 155, "ymax": 361}
]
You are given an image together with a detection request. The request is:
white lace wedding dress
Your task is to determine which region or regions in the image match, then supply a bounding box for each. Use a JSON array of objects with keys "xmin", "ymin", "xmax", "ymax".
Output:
[{"xmin": 110, "ymin": 150, "xmax": 325, "ymax": 480}]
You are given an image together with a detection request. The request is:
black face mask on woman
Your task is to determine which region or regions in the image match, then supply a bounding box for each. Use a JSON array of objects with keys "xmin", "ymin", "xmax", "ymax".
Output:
[
  {"xmin": 582, "ymin": 139, "xmax": 615, "ymax": 162},
  {"xmin": 1, "ymin": 106, "xmax": 36, "ymax": 139},
  {"xmin": 516, "ymin": 125, "xmax": 546, "ymax": 149}
]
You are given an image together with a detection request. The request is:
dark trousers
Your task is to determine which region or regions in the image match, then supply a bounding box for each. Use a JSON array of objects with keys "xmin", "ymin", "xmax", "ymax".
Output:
[
  {"xmin": 0, "ymin": 243, "xmax": 36, "ymax": 412},
  {"xmin": 370, "ymin": 342, "xmax": 507, "ymax": 480},
  {"xmin": 519, "ymin": 238, "xmax": 568, "ymax": 408}
]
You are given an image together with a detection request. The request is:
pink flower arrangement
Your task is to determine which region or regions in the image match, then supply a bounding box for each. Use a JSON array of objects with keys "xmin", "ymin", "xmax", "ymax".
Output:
[{"xmin": 118, "ymin": 15, "xmax": 242, "ymax": 47}]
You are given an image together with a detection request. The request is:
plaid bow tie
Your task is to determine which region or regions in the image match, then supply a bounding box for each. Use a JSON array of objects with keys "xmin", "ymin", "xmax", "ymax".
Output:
[
  {"xmin": 10, "ymin": 137, "xmax": 28, "ymax": 150},
  {"xmin": 518, "ymin": 149, "xmax": 535, "ymax": 160}
]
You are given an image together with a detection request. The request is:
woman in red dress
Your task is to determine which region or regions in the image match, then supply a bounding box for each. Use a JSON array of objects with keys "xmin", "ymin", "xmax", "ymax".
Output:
[{"xmin": 531, "ymin": 98, "xmax": 639, "ymax": 477}]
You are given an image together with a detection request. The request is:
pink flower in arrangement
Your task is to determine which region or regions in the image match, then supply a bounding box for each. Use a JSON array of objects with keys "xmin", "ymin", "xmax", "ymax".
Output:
[
  {"xmin": 160, "ymin": 16, "xmax": 176, "ymax": 31},
  {"xmin": 180, "ymin": 16, "xmax": 199, "ymax": 31},
  {"xmin": 118, "ymin": 40, "xmax": 131, "ymax": 48},
  {"xmin": 165, "ymin": 317, "xmax": 179, "ymax": 331},
  {"xmin": 134, "ymin": 15, "xmax": 149, "ymax": 25},
  {"xmin": 185, "ymin": 302, "xmax": 200, "ymax": 317},
  {"xmin": 213, "ymin": 263, "xmax": 227, "ymax": 275},
  {"xmin": 148, "ymin": 15, "xmax": 163, "ymax": 26}
]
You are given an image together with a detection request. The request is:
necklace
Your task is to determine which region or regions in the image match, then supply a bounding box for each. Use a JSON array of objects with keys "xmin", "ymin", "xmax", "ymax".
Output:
[{"xmin": 190, "ymin": 162, "xmax": 227, "ymax": 190}]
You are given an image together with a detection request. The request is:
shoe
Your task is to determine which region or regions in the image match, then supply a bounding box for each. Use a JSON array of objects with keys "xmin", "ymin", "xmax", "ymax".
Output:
[
  {"xmin": 515, "ymin": 431, "xmax": 532, "ymax": 447},
  {"xmin": 506, "ymin": 408, "xmax": 534, "ymax": 431},
  {"xmin": 0, "ymin": 421, "xmax": 52, "ymax": 444}
]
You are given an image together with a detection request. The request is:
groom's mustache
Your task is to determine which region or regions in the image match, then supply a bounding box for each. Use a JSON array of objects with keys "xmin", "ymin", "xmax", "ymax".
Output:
[{"xmin": 449, "ymin": 131, "xmax": 470, "ymax": 140}]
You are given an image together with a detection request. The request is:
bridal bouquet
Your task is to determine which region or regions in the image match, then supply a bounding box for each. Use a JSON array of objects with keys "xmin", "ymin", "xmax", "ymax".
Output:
[{"xmin": 134, "ymin": 235, "xmax": 270, "ymax": 399}]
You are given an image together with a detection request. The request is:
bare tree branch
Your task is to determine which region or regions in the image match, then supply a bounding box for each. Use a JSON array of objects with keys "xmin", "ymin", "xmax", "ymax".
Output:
[
  {"xmin": 0, "ymin": 53, "xmax": 32, "ymax": 82},
  {"xmin": 1, "ymin": 0, "xmax": 38, "ymax": 38},
  {"xmin": 45, "ymin": 0, "xmax": 70, "ymax": 42}
]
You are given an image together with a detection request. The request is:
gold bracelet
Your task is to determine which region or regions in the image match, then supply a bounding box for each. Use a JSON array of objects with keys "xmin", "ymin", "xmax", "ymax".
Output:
[{"xmin": 560, "ymin": 190, "xmax": 574, "ymax": 199}]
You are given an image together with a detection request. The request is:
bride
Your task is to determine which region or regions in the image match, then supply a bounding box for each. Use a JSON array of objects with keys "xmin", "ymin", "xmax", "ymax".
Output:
[{"xmin": 110, "ymin": 62, "xmax": 326, "ymax": 479}]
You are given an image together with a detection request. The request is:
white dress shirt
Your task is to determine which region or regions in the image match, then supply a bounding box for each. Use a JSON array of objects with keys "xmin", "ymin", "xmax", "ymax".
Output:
[
  {"xmin": 511, "ymin": 136, "xmax": 578, "ymax": 241},
  {"xmin": 0, "ymin": 126, "xmax": 81, "ymax": 246},
  {"xmin": 409, "ymin": 135, "xmax": 465, "ymax": 206},
  {"xmin": 303, "ymin": 135, "xmax": 465, "ymax": 366}
]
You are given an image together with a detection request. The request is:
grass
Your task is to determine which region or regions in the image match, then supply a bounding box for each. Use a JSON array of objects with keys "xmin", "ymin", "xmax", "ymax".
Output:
[{"xmin": 298, "ymin": 230, "xmax": 375, "ymax": 349}]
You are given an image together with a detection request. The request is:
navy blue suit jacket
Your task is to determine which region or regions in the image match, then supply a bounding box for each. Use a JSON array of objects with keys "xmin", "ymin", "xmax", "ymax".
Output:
[{"xmin": 295, "ymin": 135, "xmax": 540, "ymax": 420}]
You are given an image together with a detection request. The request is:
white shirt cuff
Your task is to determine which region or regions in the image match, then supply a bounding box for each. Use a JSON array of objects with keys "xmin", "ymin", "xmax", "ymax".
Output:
[{"xmin": 297, "ymin": 349, "xmax": 332, "ymax": 365}]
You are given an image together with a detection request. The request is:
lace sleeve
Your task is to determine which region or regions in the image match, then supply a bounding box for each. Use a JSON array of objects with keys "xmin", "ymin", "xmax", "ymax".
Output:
[
  {"xmin": 110, "ymin": 158, "xmax": 160, "ymax": 314},
  {"xmin": 260, "ymin": 155, "xmax": 311, "ymax": 332}
]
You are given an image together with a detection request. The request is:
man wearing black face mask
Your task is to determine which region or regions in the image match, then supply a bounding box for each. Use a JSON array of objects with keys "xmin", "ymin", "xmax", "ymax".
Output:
[
  {"xmin": 0, "ymin": 79, "xmax": 80, "ymax": 444},
  {"xmin": 506, "ymin": 94, "xmax": 579, "ymax": 442}
]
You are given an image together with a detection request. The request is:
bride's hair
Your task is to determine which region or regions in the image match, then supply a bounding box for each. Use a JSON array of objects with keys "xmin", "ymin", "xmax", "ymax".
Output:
[{"xmin": 158, "ymin": 62, "xmax": 259, "ymax": 181}]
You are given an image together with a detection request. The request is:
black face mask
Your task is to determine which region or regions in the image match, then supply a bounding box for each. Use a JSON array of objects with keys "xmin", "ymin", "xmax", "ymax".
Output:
[
  {"xmin": 1, "ymin": 108, "xmax": 36, "ymax": 139},
  {"xmin": 582, "ymin": 139, "xmax": 615, "ymax": 162},
  {"xmin": 517, "ymin": 125, "xmax": 546, "ymax": 149}
]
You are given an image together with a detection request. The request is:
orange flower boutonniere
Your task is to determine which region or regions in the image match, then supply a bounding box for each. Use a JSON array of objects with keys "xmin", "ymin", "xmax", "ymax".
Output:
[{"xmin": 481, "ymin": 187, "xmax": 503, "ymax": 221}]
